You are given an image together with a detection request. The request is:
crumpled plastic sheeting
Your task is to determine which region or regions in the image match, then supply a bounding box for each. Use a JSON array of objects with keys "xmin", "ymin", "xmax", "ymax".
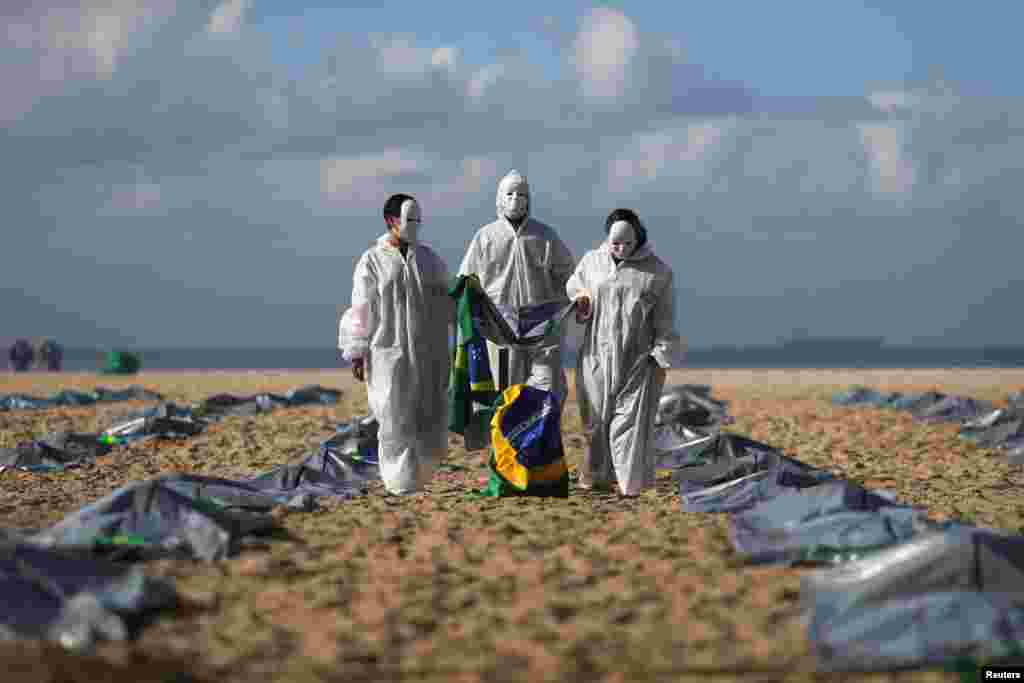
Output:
[
  {"xmin": 102, "ymin": 403, "xmax": 207, "ymax": 443},
  {"xmin": 0, "ymin": 384, "xmax": 341, "ymax": 414},
  {"xmin": 0, "ymin": 432, "xmax": 114, "ymax": 473},
  {"xmin": 302, "ymin": 416, "xmax": 380, "ymax": 483},
  {"xmin": 243, "ymin": 418, "xmax": 380, "ymax": 505},
  {"xmin": 0, "ymin": 394, "xmax": 53, "ymax": 411},
  {"xmin": 960, "ymin": 406, "xmax": 1024, "ymax": 450},
  {"xmin": 0, "ymin": 390, "xmax": 108, "ymax": 411},
  {"xmin": 655, "ymin": 384, "xmax": 731, "ymax": 428},
  {"xmin": 93, "ymin": 386, "xmax": 163, "ymax": 402},
  {"xmin": 678, "ymin": 435, "xmax": 835, "ymax": 514},
  {"xmin": 285, "ymin": 384, "xmax": 343, "ymax": 406},
  {"xmin": 893, "ymin": 391, "xmax": 948, "ymax": 414},
  {"xmin": 653, "ymin": 384, "xmax": 735, "ymax": 471},
  {"xmin": 1, "ymin": 406, "xmax": 207, "ymax": 474},
  {"xmin": 654, "ymin": 433, "xmax": 718, "ymax": 471},
  {"xmin": 4, "ymin": 390, "xmax": 351, "ymax": 477},
  {"xmin": 157, "ymin": 471, "xmax": 363, "ymax": 515},
  {"xmin": 19, "ymin": 420, "xmax": 379, "ymax": 560},
  {"xmin": 196, "ymin": 392, "xmax": 290, "ymax": 419},
  {"xmin": 732, "ymin": 506, "xmax": 924, "ymax": 567},
  {"xmin": 834, "ymin": 386, "xmax": 1023, "ymax": 457},
  {"xmin": 0, "ymin": 542, "xmax": 176, "ymax": 653},
  {"xmin": 673, "ymin": 435, "xmax": 929, "ymax": 567},
  {"xmin": 803, "ymin": 526, "xmax": 1024, "ymax": 670},
  {"xmin": 833, "ymin": 387, "xmax": 972, "ymax": 419},
  {"xmin": 831, "ymin": 387, "xmax": 896, "ymax": 407},
  {"xmin": 0, "ymin": 386, "xmax": 165, "ymax": 410},
  {"xmin": 913, "ymin": 395, "xmax": 995, "ymax": 424},
  {"xmin": 30, "ymin": 479, "xmax": 277, "ymax": 561},
  {"xmin": 808, "ymin": 591, "xmax": 1024, "ymax": 671},
  {"xmin": 246, "ymin": 466, "xmax": 365, "ymax": 509},
  {"xmin": 191, "ymin": 386, "xmax": 342, "ymax": 421},
  {"xmin": 734, "ymin": 480, "xmax": 905, "ymax": 531},
  {"xmin": 157, "ymin": 473, "xmax": 320, "ymax": 512}
]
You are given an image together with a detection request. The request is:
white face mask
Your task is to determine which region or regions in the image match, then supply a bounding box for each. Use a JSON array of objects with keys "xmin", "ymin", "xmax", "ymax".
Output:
[
  {"xmin": 608, "ymin": 220, "xmax": 637, "ymax": 259},
  {"xmin": 395, "ymin": 199, "xmax": 421, "ymax": 244},
  {"xmin": 497, "ymin": 171, "xmax": 529, "ymax": 222}
]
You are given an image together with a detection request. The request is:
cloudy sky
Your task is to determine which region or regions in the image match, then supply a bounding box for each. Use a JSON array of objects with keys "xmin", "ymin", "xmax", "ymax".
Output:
[{"xmin": 3, "ymin": 1, "xmax": 1023, "ymax": 349}]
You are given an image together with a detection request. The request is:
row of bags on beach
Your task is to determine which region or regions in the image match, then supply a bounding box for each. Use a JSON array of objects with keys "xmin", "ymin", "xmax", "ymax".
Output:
[
  {"xmin": 0, "ymin": 382, "xmax": 730, "ymax": 653},
  {"xmin": 0, "ymin": 385, "xmax": 344, "ymax": 473},
  {"xmin": 0, "ymin": 383, "xmax": 351, "ymax": 650},
  {"xmin": 0, "ymin": 386, "xmax": 162, "ymax": 411},
  {"xmin": 832, "ymin": 385, "xmax": 1024, "ymax": 462},
  {"xmin": 0, "ymin": 384, "xmax": 342, "ymax": 413},
  {"xmin": 0, "ymin": 412, "xmax": 379, "ymax": 653},
  {"xmin": 11, "ymin": 377, "xmax": 1022, "ymax": 672},
  {"xmin": 654, "ymin": 390, "xmax": 1024, "ymax": 671}
]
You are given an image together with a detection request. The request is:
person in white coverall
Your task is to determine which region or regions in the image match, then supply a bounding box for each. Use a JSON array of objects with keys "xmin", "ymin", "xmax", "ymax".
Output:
[
  {"xmin": 338, "ymin": 193, "xmax": 453, "ymax": 495},
  {"xmin": 567, "ymin": 208, "xmax": 685, "ymax": 497},
  {"xmin": 458, "ymin": 169, "xmax": 575, "ymax": 407}
]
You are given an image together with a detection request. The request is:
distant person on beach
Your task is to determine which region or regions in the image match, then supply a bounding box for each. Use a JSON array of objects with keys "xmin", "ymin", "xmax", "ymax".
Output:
[
  {"xmin": 338, "ymin": 193, "xmax": 453, "ymax": 495},
  {"xmin": 458, "ymin": 169, "xmax": 575, "ymax": 406},
  {"xmin": 33, "ymin": 338, "xmax": 63, "ymax": 371},
  {"xmin": 567, "ymin": 209, "xmax": 684, "ymax": 497},
  {"xmin": 8, "ymin": 338, "xmax": 34, "ymax": 372}
]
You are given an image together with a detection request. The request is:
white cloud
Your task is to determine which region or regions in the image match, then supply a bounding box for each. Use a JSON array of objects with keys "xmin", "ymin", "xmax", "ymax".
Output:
[
  {"xmin": 320, "ymin": 148, "xmax": 431, "ymax": 205},
  {"xmin": 606, "ymin": 121, "xmax": 728, "ymax": 192},
  {"xmin": 858, "ymin": 123, "xmax": 916, "ymax": 194},
  {"xmin": 318, "ymin": 151, "xmax": 499, "ymax": 215},
  {"xmin": 49, "ymin": 1, "xmax": 176, "ymax": 78},
  {"xmin": 0, "ymin": 1, "xmax": 178, "ymax": 121},
  {"xmin": 372, "ymin": 35, "xmax": 425, "ymax": 73},
  {"xmin": 466, "ymin": 63, "xmax": 507, "ymax": 100},
  {"xmin": 431, "ymin": 46, "xmax": 459, "ymax": 70},
  {"xmin": 867, "ymin": 90, "xmax": 921, "ymax": 113},
  {"xmin": 453, "ymin": 157, "xmax": 498, "ymax": 194},
  {"xmin": 105, "ymin": 182, "xmax": 163, "ymax": 213},
  {"xmin": 207, "ymin": 0, "xmax": 251, "ymax": 36},
  {"xmin": 371, "ymin": 35, "xmax": 459, "ymax": 75},
  {"xmin": 572, "ymin": 7, "xmax": 639, "ymax": 99},
  {"xmin": 423, "ymin": 156, "xmax": 500, "ymax": 211}
]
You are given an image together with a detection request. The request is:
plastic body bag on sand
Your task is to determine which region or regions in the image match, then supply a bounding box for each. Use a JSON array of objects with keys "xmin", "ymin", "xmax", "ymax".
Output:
[
  {"xmin": 802, "ymin": 526, "xmax": 1024, "ymax": 671},
  {"xmin": 339, "ymin": 235, "xmax": 453, "ymax": 495},
  {"xmin": 651, "ymin": 384, "xmax": 734, "ymax": 470},
  {"xmin": 677, "ymin": 434, "xmax": 835, "ymax": 514},
  {"xmin": 566, "ymin": 241, "xmax": 683, "ymax": 496},
  {"xmin": 458, "ymin": 191, "xmax": 575, "ymax": 405},
  {"xmin": 0, "ymin": 542, "xmax": 175, "ymax": 653}
]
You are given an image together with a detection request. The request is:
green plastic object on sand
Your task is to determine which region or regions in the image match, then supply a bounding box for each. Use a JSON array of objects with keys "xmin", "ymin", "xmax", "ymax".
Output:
[{"xmin": 101, "ymin": 351, "xmax": 142, "ymax": 375}]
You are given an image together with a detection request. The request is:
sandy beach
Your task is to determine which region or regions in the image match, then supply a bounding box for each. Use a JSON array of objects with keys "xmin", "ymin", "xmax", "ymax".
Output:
[{"xmin": 2, "ymin": 368, "xmax": 1023, "ymax": 682}]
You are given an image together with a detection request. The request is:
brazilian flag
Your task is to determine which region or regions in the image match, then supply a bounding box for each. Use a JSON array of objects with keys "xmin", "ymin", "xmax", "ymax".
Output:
[
  {"xmin": 481, "ymin": 384, "xmax": 569, "ymax": 498},
  {"xmin": 447, "ymin": 274, "xmax": 498, "ymax": 440}
]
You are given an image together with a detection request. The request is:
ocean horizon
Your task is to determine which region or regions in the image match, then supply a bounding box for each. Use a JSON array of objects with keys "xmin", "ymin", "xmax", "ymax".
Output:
[{"xmin": 19, "ymin": 345, "xmax": 1024, "ymax": 372}]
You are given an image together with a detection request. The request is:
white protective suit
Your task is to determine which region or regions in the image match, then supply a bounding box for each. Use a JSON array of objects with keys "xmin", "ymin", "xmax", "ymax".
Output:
[
  {"xmin": 338, "ymin": 232, "xmax": 452, "ymax": 494},
  {"xmin": 566, "ymin": 237, "xmax": 685, "ymax": 496},
  {"xmin": 458, "ymin": 170, "xmax": 575, "ymax": 406}
]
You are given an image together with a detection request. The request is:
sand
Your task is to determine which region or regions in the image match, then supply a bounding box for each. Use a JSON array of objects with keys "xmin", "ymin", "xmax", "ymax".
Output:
[{"xmin": 2, "ymin": 368, "xmax": 1023, "ymax": 682}]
